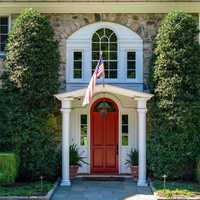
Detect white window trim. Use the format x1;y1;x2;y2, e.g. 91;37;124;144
121;113;129;147
79;112;88;147
91;27;118;80
0;15;11;57
126;49;137;81
67;48;85;82
72;50;84;80
66;22;143;85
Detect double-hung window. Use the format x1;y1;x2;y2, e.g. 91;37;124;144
73;51;82;79
127;51;136;79
121;114;129;146
80;114;87;146
0;16;9;56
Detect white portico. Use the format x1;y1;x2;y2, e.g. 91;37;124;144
55;84;153;187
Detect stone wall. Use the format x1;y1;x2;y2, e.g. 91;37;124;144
46;13;164;90
0;13;165;90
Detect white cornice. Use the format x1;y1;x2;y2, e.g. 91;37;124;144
1;2;200;14
55;84;153;100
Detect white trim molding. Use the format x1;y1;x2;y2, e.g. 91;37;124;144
66;21;143;89
1;2;200;14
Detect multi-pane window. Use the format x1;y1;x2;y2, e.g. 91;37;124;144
92;28;118;79
73;51;82;79
0;16;9;54
80;114;87;146
121;115;128;146
127;51;136;79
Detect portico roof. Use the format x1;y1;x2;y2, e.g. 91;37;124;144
55;84;153;101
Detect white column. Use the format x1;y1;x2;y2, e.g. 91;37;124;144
60;99;72;186
136;98;148;187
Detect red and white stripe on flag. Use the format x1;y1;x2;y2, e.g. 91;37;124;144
82;56;104;106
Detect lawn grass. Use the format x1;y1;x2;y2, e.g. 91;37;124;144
0;181;54;196
153;180;200;198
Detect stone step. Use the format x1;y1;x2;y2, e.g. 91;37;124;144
77;174;132;181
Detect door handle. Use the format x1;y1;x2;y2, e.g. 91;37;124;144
116;144;119;155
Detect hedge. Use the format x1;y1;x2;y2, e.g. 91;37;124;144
0;153;19;185
148;11;200;179
0;8;60;181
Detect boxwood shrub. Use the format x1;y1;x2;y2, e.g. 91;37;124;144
0;8;60;181
148;11;200;179
0;153;19;185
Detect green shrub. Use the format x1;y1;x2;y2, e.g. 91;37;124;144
0;153;19;185
70;144;87;166
0;8;60;181
196;157;200;183
148;11;200;179
125;149;138;166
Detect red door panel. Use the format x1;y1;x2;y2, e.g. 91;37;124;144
104;113;116;146
93;113;104;146
105;148;116;168
91;98;118;174
93;148;104;168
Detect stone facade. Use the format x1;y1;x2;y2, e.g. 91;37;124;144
0;13;165;90
46;13;165;90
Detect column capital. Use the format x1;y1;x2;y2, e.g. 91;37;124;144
135;97;148;110
61;98;73;110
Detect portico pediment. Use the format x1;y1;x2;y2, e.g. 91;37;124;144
55;84;153;101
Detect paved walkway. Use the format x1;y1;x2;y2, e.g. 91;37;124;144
51;179;156;200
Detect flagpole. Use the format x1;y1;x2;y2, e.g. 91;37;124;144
100;50;105;88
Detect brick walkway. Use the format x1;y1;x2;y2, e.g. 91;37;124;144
51;179;156;200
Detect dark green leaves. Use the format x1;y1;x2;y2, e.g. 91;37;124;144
0;8;60;181
148;11;200;180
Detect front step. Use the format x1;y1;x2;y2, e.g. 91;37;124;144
77;174;132;181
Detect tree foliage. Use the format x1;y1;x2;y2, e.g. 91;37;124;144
0;8;60;181
148;11;200;179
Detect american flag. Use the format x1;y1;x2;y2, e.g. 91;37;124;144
82;55;105;106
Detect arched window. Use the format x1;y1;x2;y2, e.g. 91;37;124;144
92;28;118;79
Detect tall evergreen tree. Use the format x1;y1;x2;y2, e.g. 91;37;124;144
148;11;200;179
0;8;60;180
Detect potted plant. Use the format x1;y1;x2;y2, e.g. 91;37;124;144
69;144;87;179
125;149;139;180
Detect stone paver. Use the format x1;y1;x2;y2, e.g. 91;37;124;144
51;179;156;200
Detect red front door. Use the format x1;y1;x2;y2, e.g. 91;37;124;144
91;98;118;174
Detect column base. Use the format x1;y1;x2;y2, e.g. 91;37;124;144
60;179;71;186
137;180;148;187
